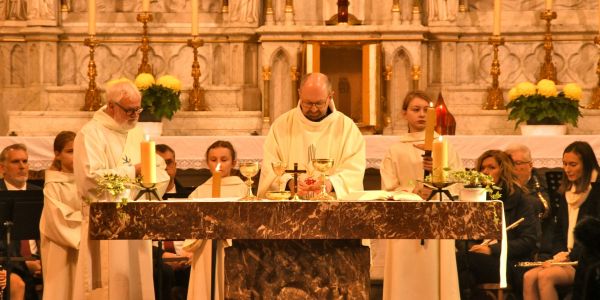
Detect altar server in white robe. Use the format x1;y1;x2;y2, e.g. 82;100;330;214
72;79;169;300
380;91;463;300
40;131;81;300
185;140;246;300
257;72;365;200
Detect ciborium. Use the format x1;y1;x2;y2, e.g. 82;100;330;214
312;158;335;200
239;161;259;200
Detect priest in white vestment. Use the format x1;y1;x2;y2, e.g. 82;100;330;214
380;91;462;300
257;72;365;200
72;80;168;300
40;131;81;300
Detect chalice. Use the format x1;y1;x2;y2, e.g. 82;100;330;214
312;158;335;200
271;161;287;192
239;161;260;200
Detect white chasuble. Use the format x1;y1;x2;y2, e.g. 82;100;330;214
257;101;366;200
40;170;81;300
380;131;462;300
73;106;169;300
185;176;247;300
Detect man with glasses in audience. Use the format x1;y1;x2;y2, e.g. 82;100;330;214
72;79;169;299
257;72;365;200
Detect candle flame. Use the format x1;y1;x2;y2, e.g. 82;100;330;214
144;134;150;142
429;102;433;108
438;135;444;141
216;163;221;172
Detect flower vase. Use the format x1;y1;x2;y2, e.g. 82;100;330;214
520;124;567;136
459;187;487;202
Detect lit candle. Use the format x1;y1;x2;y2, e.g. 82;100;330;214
192;0;199;36
142;0;150;12
493;0;501;36
432;136;448;183
545;0;552;10
212;163;221;198
424;102;435;151
88;0;96;35
140;135;156;185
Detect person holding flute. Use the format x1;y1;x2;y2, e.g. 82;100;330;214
523;141;600;300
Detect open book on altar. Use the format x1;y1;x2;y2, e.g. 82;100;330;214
344;190;423;201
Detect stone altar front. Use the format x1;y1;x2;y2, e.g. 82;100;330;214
89;200;503;298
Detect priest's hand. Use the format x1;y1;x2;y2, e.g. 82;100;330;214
552;251;570;263
468;244;492;255
413;186;432;200
297;176;322;197
163;252;190;270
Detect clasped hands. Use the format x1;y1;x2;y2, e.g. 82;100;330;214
539;251;570;268
163;250;193;271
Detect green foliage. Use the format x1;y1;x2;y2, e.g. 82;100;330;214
141;84;181;120
96;173;134;205
448;170;502;200
506;92;582;128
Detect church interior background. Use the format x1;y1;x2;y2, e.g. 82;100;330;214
1;0;600;136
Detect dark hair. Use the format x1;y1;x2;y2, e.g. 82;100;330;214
51;131;76;170
559;141;600;194
156;144;175;158
476;149;520;196
205;140;237;162
401;90;432;111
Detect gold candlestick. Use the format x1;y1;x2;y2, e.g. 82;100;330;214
484;35;505;110
137;12;153;75
262;66;272;125
187;37;205;111
411;65;421;91
83;36;102;111
539;9;557;82
589;36;600;109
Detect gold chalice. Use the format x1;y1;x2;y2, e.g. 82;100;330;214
271;161;287;192
312;158;335;200
239;161;259;200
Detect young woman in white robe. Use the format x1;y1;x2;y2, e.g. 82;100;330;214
380;91;463;300
184;141;246;300
39;131;81;300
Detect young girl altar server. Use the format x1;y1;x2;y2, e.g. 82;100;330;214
380;91;463;300
39;131;81;300
523;141;600;300
185;140;246;300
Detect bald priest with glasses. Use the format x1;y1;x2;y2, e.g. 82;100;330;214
72;79;169;300
257;72;366;200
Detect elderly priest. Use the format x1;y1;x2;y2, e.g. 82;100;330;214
257;72;366;200
72;79;168;300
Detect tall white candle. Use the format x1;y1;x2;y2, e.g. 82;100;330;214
432;136;448;183
545;0;552;10
140;135;156;185
142;0;150;12
192;0;199;36
88;0;96;35
493;0;501;36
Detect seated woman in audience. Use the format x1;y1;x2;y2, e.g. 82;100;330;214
458;150;539;295
380;91;463;300
184;140;246;300
523;141;600;300
39;131;80;300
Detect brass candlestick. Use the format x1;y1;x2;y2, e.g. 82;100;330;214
589;36;600;109
539;9;557;82
187;37;205;111
137;12;153;75
411;65;421;91
484;35;505;110
83;36;102;111
262;66;272;124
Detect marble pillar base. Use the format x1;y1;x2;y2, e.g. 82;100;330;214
225;240;370;299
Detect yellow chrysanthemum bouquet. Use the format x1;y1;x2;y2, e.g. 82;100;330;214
134;73;182;121
506;79;582;128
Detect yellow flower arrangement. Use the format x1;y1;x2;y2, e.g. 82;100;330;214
506;79;582;127
134;73;182;121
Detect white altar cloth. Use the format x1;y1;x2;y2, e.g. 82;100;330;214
1;135;599;170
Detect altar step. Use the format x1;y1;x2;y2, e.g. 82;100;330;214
5;111;263;136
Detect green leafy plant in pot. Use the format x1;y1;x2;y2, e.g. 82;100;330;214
135;73;182;122
449;169;502;200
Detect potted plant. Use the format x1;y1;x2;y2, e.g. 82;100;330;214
95;173;135;207
506;79;582;136
134;73;182;136
448;170;501;202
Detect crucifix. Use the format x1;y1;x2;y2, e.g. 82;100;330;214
285;163;306;200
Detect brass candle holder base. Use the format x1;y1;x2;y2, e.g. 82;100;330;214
187;37;205;111
134;183;161;201
137;12;153;75
484;35;505;110
83;36;102;111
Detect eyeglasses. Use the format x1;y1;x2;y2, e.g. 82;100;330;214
113;101;143;116
300;98;329;110
513;160;531;166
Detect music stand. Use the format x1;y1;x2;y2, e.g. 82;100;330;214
0;190;44;300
